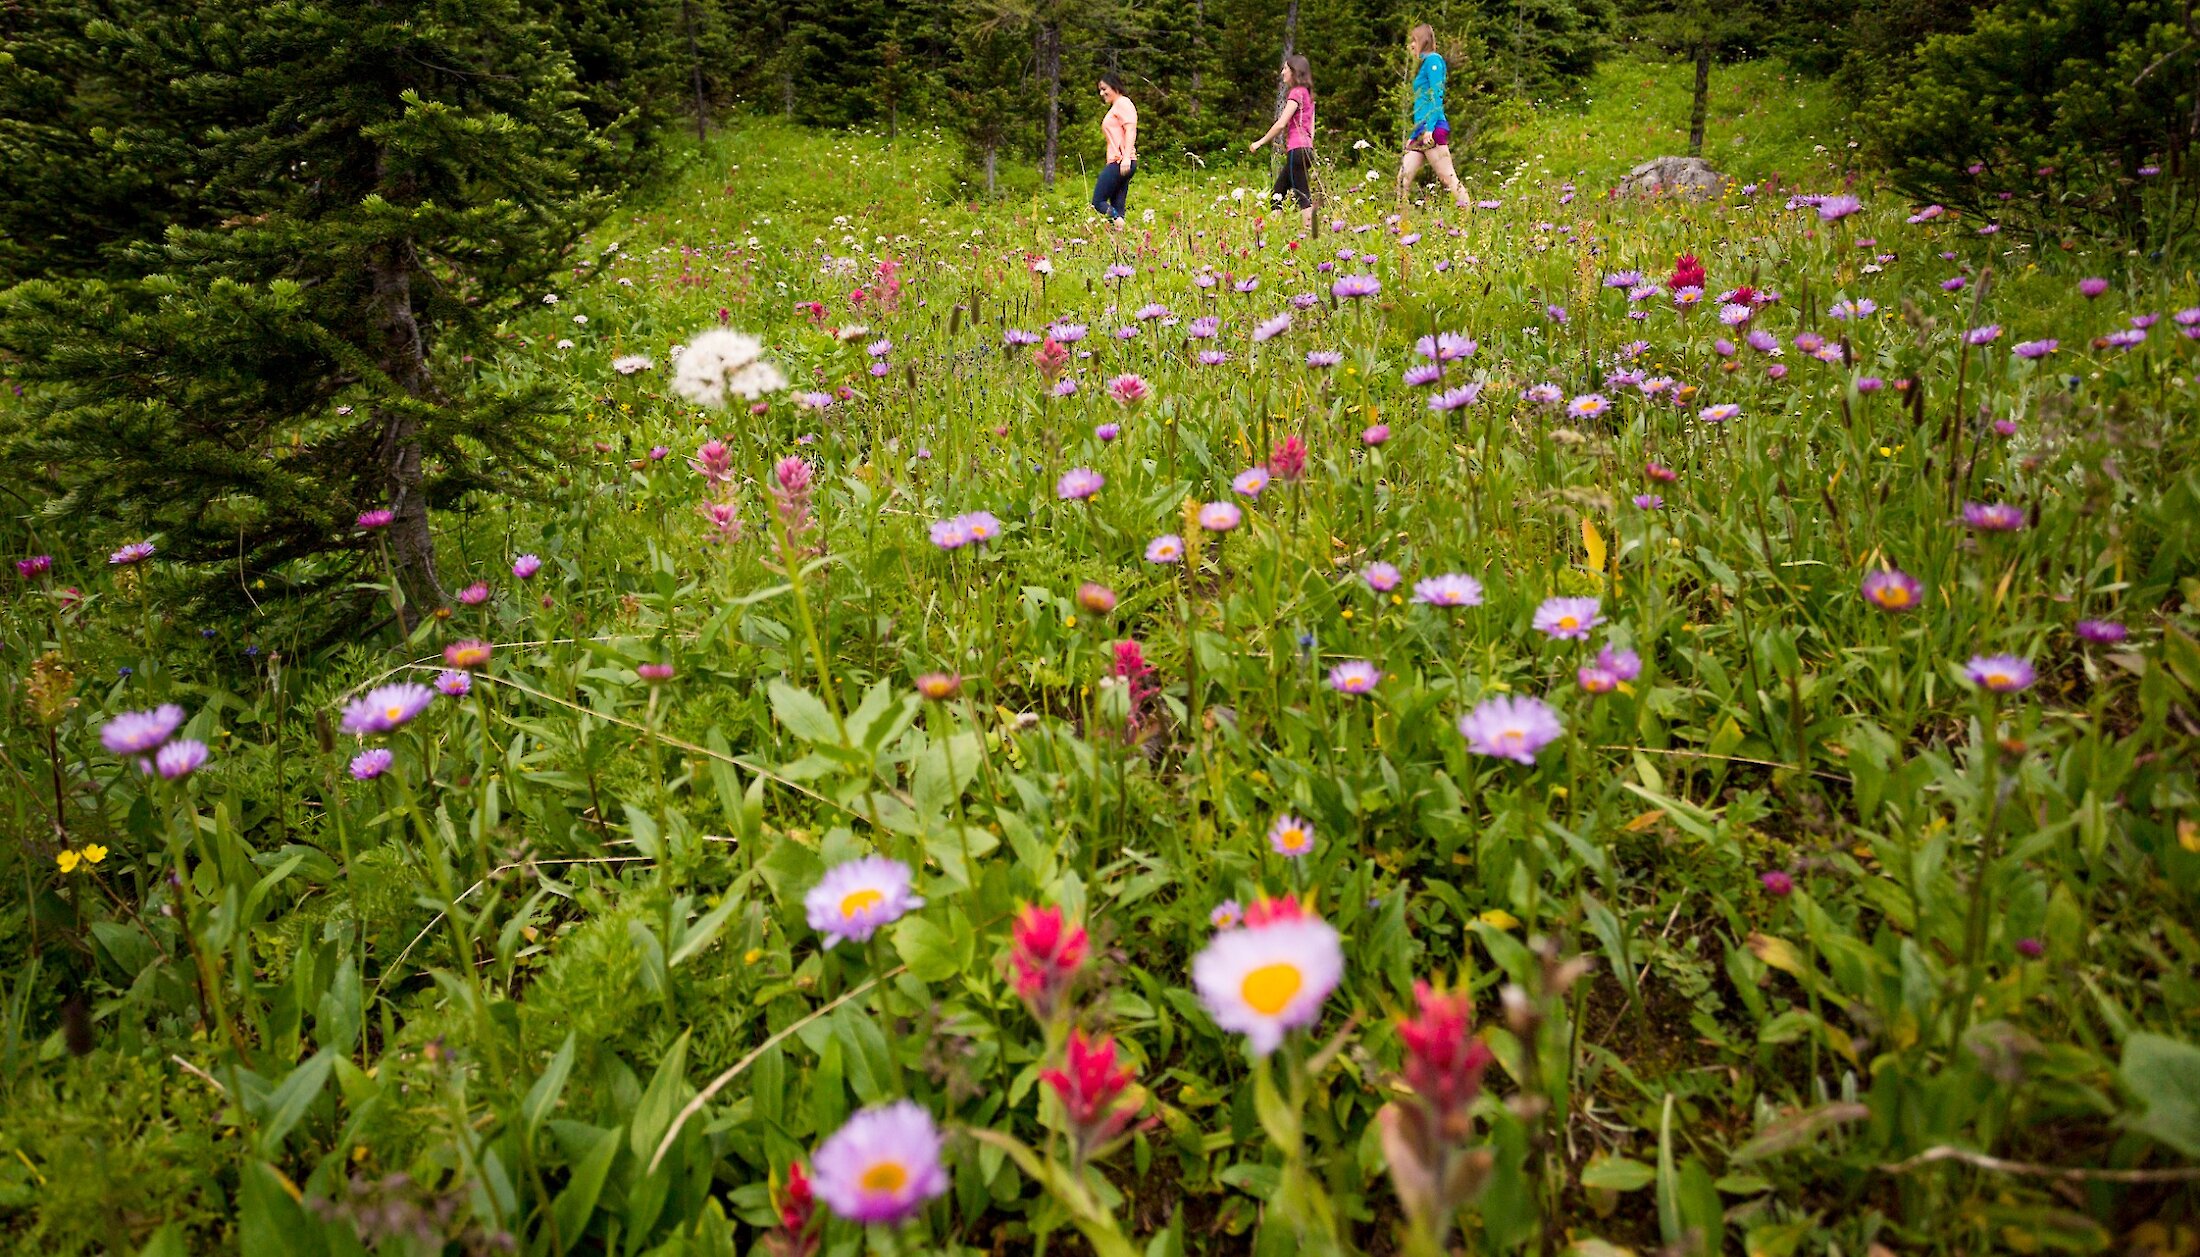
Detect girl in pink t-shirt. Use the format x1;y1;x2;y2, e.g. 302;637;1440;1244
1249;56;1316;234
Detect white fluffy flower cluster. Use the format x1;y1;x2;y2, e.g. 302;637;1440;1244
670;328;787;407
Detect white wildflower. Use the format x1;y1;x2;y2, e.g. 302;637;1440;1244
670;328;787;407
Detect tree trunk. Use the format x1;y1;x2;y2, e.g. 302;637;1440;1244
1190;0;1205;113
1275;0;1299;115
1688;42;1711;157
1040;22;1061;190
366;238;444;624
985;144;998;197
682;0;708;144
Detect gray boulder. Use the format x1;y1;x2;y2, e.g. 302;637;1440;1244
1616;156;1728;200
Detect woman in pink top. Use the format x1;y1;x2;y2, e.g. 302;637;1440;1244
1092;73;1138;224
1249;55;1315;234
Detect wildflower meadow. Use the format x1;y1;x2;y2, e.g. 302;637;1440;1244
5;50;2200;1257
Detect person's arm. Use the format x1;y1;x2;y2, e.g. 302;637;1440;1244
1250;98;1298;150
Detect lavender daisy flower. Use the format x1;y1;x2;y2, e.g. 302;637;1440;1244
1289;292;1320;310
1233;468;1272;497
109;541;156;565
1198;349;1231;366
960;512;1002;545
434;670;473;698
101;704;187;755
1578;663;1620;693
1210;900;1243;929
1362;562;1401;592
929;517;972;550
1253;313;1292;342
1595;645;1642;681
1266;813;1316;858
2077;277;2109;298
804;855;924;948
1329;660;1382;695
357;510;395;530
1429;384;1483;412
1197;502;1242;532
2013;339;2058;359
1145;534;1185;564
812;1101;949;1225
1306;350;1343;368
1403;362;1445;387
1414;332;1477;362
1532;596;1604;640
1965;324;2002;345
1718;303;1753;326
1633;493;1663;509
350;748;394;781
1522;382;1563;406
1861;568;1922;611
1413;574;1484;607
1057;468;1105;500
1964;654;2036;693
1457;695;1564;764
512;554;542;579
153;739;209;780
1188;316;1220;339
1094;421;1119;441
340;683;437;736
1816;194;1863;221
1698;403;1741;424
2075;619;2128;643
1331;273;1381;300
1961;502;2026;532
1566;393;1610;420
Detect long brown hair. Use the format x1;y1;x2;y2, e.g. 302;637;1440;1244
1408;24;1437;58
1283;54;1313;93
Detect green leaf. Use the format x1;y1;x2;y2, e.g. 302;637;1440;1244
254;1048;334;1158
552;1126;620;1254
523;1034;577;1140
768;680;843;747
2120;1032;2200;1157
1729;1101;1870;1164
892;913;972;983
1579;1153;1656;1192
669;892;743;968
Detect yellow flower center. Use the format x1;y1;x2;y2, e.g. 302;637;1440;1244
1502;729;1525;745
840;888;885;919
1240;962;1303;1016
1281;827;1308;851
1558;615;1579;629
385;705;405;720
1881;587;1910;606
860;1160;909;1194
1985;671;2010;687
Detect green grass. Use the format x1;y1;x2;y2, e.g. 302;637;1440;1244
5;57;2199;1257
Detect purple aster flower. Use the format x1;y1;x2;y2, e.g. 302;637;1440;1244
1522;382;1562;406
929;516;971;550
350;748;394;781
2013;339;2058;359
1328;660;1382;695
1145;534;1185;564
1362;562;1402;592
2074;619;2127;643
2077;277;2108;298
1188;316;1221;339
1429;384;1483;412
1306;350;1343;369
1633;493;1663;509
1266;813;1316;858
1861;568;1922;612
1198;349;1231;366
1699;403;1741;424
1403;362;1445;387
1233;467;1272;497
1965;654;2036;693
102;704;186;755
1566;393;1610;420
1961;502;2026;532
805;855;924;948
1457;695;1564;764
153;739;209;780
1578;663;1620;694
357;509;395;530
1362;423;1390;445
812;1101;949;1225
1253;313;1292;342
1816;195;1863;221
1197;502;1242;532
2103;328;2148;349
1965;324;2002;345
1331;273;1381;300
1856;376;1885;392
512;554;542;579
341;683;437;735
1057;468;1105;501
1719;303;1753;326
1532;596;1604;640
1412;574;1484;608
435;670;472;697
1596;645;1642;681
1414;332;1477;362
109;541;156;565
1545;304;1568;324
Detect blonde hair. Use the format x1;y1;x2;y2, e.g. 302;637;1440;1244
1408;24;1437;57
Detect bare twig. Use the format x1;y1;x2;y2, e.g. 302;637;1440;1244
1877;1146;2200;1183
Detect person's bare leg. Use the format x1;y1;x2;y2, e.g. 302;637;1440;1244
1427;144;1467;206
1398;149;1425;202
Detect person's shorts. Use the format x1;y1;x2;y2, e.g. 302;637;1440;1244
1274;147;1313;208
1407;126;1451;151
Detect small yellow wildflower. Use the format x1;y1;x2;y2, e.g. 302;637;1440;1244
55;850;80;874
81;844;106;866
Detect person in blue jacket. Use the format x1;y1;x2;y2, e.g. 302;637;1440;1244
1398;24;1468;207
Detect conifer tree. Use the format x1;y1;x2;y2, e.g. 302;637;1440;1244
0;0;629;620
